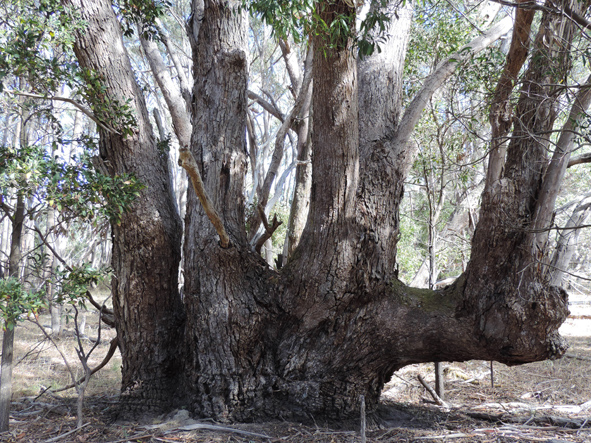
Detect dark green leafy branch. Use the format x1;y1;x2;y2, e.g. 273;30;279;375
243;0;397;56
0;145;144;226
0;278;45;330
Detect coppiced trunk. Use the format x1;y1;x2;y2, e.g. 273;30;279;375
66;0;582;423
462;1;586;362
67;0;184;413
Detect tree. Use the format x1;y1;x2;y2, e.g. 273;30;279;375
40;0;591;421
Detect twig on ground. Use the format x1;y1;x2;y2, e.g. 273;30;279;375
43;422;91;443
415;432;472;440
418;374;450;408
166;423;273;440
103;433;153;443
565;353;591;362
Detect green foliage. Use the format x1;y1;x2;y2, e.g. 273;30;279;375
397;211;424;283
55;264;107;307
113;0;172;39
0;277;45;329
156;135;171;160
78;69;138;137
244;0;395;56
403;0;477;99
0;0;84;93
0;145;144;225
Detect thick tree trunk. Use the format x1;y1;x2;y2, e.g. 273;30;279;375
67;0;184;413
67;0;579;423
462;2;585;363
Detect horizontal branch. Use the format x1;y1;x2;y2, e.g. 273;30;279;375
489;0;591;30
568;152;591;168
178;147;230;248
7;90;119;134
247;90;284;122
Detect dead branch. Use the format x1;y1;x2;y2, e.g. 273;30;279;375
178;147;230;248
85;291;115;327
255;204;283;254
43;422;91;443
167;423;272;440
564;353;591;362
489;0;591;30
51;336;118;393
417;374;450;408
7;90;119;134
466;411;591;429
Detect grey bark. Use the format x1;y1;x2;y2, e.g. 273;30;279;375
0;195;24;432
67;0;184;413
64;0;582;423
549;196;591;286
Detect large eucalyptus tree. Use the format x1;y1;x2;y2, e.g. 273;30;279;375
64;0;589;421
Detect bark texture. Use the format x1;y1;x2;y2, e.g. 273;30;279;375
67;0;580;423
67;0;184;413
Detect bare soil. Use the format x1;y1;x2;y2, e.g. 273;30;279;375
1;303;590;443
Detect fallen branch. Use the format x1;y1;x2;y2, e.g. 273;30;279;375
466;411;591;429
254;204;283;254
417;374;450;408
43;422;91;443
103;433;153;443
565;353;591;361
166;423;272;440
415;433;472;440
178;148;230;248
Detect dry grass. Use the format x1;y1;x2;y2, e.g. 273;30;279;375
0;302;590;442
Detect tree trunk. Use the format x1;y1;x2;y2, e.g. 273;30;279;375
0;194;24;432
66;0;184;414
66;0;580;422
549;196;591;286
462;1;585;363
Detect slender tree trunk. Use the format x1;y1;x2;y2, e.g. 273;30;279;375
549;196;591;286
0;194;24;432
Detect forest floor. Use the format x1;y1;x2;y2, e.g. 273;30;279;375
0;295;590;443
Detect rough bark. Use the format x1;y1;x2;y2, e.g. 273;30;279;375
66;0;184;413
485;0;535;191
462;1;586;363
531;74;591;251
65;0;582;423
0;194;24;432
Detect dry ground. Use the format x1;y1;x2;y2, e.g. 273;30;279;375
0;298;590;443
